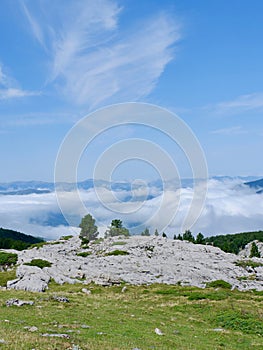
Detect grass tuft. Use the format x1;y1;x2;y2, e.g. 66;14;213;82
105;249;129;256
0;268;16;286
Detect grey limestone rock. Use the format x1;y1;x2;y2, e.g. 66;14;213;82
6;298;34;307
42;333;70;338
53;296;69;303
3;235;263;292
7;265;50;292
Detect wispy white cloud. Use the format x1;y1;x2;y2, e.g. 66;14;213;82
0;111;79;129
0;88;39;100
21;0;181;107
20;0;46;49
208;92;263;115
0;65;8;86
0;63;39;100
211;126;247;136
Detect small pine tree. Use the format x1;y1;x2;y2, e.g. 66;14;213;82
177;233;183;240
105;219;130;238
141;228;150;236
111;219;123;229
250;242;261;258
195;232;205;244
162;232;167;238
154;229;159;236
79;214;99;242
182;230;195;243
173;234;177;240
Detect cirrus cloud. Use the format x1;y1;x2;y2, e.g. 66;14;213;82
21;0;181;107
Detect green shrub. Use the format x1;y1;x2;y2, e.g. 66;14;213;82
105;250;130;256
0;252;18;267
25;259;52;269
112;241;127;246
77;252;92;257
206;280;232;289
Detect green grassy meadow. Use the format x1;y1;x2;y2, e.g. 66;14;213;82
0;280;263;349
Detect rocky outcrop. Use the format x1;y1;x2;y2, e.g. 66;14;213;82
3;235;263;292
238;240;263;258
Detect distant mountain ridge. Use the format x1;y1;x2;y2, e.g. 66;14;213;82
244;178;263;194
0;176;261;196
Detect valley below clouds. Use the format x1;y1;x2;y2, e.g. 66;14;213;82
0;177;262;240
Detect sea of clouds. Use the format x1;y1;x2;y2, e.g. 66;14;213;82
0;178;262;240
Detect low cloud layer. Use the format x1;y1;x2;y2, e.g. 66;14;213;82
0;178;262;240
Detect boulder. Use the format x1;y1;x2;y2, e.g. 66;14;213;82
7;265;50;292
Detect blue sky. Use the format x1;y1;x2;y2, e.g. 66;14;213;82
0;0;263;182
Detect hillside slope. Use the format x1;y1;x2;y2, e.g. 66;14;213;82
0;228;44;250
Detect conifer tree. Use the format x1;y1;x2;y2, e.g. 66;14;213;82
250;242;260;258
79;214;99;242
141;228;150;236
196;232;205;244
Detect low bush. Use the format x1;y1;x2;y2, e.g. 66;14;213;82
77;252;92;257
105;250;130;256
206;280;232;289
0;252;18;267
25;259;52;269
